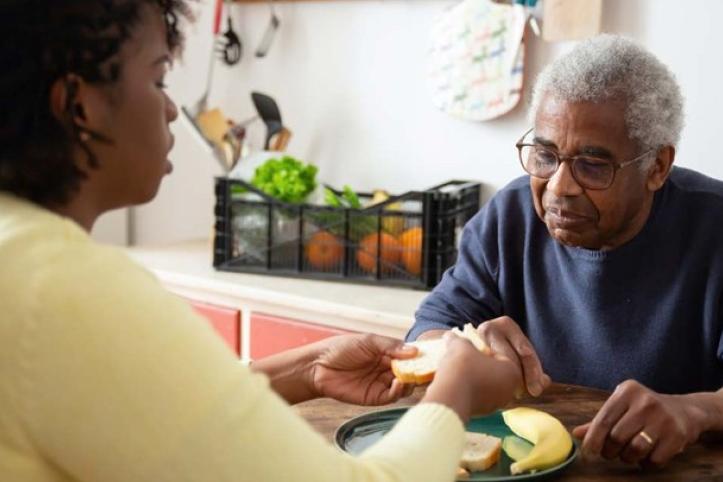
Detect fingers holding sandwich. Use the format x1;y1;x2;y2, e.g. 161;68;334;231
310;333;419;406
392;325;523;422
477;316;551;397
424;334;522;422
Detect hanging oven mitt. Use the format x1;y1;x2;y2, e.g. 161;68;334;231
427;0;527;121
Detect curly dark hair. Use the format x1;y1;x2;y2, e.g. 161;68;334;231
0;0;192;206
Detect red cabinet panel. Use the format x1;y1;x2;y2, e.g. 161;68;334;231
251;313;353;360
190;301;241;356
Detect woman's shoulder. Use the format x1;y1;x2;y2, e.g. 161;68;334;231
0;192;154;305
0;193;84;280
0;192;88;251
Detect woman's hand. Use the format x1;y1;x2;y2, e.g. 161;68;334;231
310;334;418;406
422;334;523;423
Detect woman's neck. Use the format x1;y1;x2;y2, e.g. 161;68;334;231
50;199;98;232
49;182;106;232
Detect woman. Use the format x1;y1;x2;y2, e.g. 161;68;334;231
0;1;523;481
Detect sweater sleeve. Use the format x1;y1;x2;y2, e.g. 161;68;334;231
408;208;503;341
23;243;465;482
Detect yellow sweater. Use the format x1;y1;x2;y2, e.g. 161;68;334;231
0;192;465;482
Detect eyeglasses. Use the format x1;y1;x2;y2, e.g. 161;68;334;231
515;127;654;190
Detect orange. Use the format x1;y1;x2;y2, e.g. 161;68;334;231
356;232;402;274
399;227;423;276
305;231;343;270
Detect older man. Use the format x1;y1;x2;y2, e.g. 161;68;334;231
408;34;723;466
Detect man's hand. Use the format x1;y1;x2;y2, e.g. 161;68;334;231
572;380;712;467
423;333;523;423
476;316;551;396
310;334;417;406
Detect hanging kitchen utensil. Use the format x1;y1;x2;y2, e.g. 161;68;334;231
221;133;242;171
269;127;292;152
255;0;280;58
217;2;242;66
427;0;527;121
185;0;222;120
225;114;259;170
251;91;284;150
181;0;226;170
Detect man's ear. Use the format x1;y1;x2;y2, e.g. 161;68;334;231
646;145;675;192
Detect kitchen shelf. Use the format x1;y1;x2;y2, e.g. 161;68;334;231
126;239;425;339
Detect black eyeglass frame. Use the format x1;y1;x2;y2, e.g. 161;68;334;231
515;127;655;190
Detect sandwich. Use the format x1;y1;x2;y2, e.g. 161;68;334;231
391;323;490;384
460;432;502;471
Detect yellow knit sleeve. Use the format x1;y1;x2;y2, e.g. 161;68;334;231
24;243;465;482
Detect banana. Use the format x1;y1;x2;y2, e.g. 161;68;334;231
501;407;573;475
383;206;404;235
370;189;390;206
370;189;404;235
501;435;532;462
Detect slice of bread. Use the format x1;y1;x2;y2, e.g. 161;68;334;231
390;338;447;384
459;323;490;354
460;432;502;472
391;323;490;384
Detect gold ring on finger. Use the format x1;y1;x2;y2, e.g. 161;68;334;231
637;430;654;446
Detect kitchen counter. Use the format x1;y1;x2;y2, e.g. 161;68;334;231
126;240;428;339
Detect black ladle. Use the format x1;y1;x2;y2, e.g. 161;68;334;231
218;17;242;66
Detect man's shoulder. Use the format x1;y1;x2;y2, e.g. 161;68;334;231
668;167;723;206
663;168;723;245
486;175;533;212
495;175;532;198
465;175;536;236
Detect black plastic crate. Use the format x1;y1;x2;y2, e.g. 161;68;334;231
213;178;481;289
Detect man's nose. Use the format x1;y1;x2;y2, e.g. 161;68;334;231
546;160;584;197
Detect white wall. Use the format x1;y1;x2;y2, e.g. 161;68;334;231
92;208;129;245
132;0;723;245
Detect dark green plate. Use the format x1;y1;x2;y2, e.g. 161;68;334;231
334;407;578;481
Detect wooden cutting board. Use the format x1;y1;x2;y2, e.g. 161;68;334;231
542;0;603;41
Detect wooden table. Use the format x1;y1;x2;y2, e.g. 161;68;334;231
295;384;723;481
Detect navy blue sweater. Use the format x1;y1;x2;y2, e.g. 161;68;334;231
409;167;723;394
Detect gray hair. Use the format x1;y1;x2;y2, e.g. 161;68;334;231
529;34;684;150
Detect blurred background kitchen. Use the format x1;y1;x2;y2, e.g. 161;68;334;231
101;0;723;361
95;0;723;246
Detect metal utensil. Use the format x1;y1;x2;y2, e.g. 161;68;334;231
255;0;280;58
218;16;242;65
181;0;225;170
188;0;222;118
225;114;259;170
